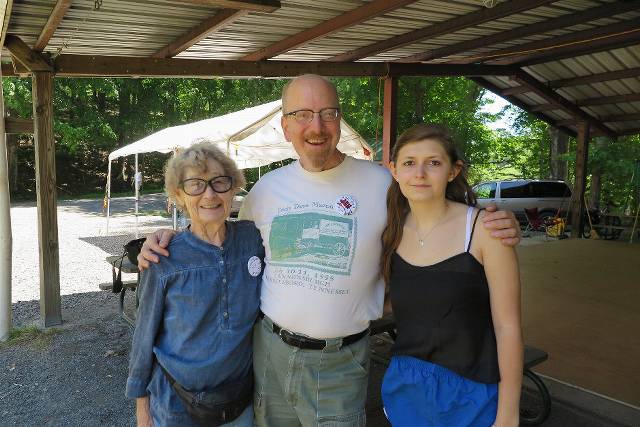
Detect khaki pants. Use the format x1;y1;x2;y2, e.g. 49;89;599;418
253;316;369;427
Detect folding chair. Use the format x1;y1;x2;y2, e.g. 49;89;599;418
523;207;547;236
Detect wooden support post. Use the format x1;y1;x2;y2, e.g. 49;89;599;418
570;122;590;239
32;71;61;326
0;67;13;341
382;76;398;166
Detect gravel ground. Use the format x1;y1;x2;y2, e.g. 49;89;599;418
1;194;171;426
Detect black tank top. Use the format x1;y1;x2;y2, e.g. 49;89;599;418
389;208;500;384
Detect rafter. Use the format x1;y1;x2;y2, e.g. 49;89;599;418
4;116;34;134
470;77;577;138
1;62;16;76
530;95;640;112
153;9;247;58
600;113;640;123
400;0;640;63
326;0;555;62
484;18;640;66
51;55;518;77
4;35;53;72
496;67;640;99
530;103;557;112
241;0;415;61
174;0;280;12
616;127;640;136
577;93;640;107
501;86;529;96
34;0;72;52
513;70;616;138
549;67;640;88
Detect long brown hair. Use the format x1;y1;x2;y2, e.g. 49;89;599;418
380;124;477;285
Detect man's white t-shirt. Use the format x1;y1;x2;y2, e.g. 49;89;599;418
239;156;392;338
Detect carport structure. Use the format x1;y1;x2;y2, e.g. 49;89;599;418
0;0;638;330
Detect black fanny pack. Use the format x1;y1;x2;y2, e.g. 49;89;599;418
158;363;253;427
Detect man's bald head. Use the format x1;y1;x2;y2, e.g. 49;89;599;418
281;74;339;112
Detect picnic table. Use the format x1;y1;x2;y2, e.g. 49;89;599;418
104;255;140;326
593;214;639;240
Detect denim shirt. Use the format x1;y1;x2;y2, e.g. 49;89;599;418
126;220;264;409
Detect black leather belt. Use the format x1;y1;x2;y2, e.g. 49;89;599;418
259;312;369;350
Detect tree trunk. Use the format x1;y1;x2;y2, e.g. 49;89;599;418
589;138;608;210
549;127;569;181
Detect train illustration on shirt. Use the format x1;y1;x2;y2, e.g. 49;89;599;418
269;211;356;275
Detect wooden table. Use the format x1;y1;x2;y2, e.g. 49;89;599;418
594;214;638;240
105;255;140;326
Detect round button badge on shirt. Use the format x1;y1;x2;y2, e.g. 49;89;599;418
247;256;262;277
334;194;357;216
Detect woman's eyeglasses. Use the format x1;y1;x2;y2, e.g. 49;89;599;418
180;176;232;196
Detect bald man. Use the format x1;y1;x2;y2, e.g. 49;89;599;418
139;74;521;427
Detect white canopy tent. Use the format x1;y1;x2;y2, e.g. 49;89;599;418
105;100;373;233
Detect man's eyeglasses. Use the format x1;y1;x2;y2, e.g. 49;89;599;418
283;108;340;124
180;176;233;196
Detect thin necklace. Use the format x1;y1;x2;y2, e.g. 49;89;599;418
414;203;448;247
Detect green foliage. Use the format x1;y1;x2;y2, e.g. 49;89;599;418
588;135;640;211
3;74;638;212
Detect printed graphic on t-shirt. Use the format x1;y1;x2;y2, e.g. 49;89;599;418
269;211;356;275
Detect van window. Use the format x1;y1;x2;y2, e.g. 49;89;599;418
475;182;497;198
531;182;572;198
500;181;530;198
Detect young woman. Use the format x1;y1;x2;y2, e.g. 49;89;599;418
381;124;523;427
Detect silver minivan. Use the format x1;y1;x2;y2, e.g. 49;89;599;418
473;180;572;223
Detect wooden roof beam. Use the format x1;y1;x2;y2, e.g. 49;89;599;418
485;18;640;66
531;103;557;112
241;0;416;61
513;70;616;138
4;35;53;72
599;113;640;123
549;67;640;88
470;76;576;138
327;0;556;62
495;68;640;98
52;55;518;77
401;0;640;63
615;128;640;137
577;93;640;107
501;86;530;96
533;94;640;112
558;114;640;125
1;62;17;76
34;0;72;52
153;9;248;58
174;0;280;12
5;116;33;134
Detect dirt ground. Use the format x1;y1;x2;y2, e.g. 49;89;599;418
518;237;640;407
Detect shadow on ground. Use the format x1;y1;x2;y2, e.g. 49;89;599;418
2;291;636;426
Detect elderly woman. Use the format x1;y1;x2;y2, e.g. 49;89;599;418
125;141;263;427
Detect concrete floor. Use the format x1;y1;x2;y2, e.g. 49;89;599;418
364;237;640;426
517;238;640;407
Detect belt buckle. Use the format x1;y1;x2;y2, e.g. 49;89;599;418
278;328;291;339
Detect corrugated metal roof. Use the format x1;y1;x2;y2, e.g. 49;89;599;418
3;0;639;136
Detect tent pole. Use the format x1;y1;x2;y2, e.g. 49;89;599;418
134;154;139;239
106;160;112;234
